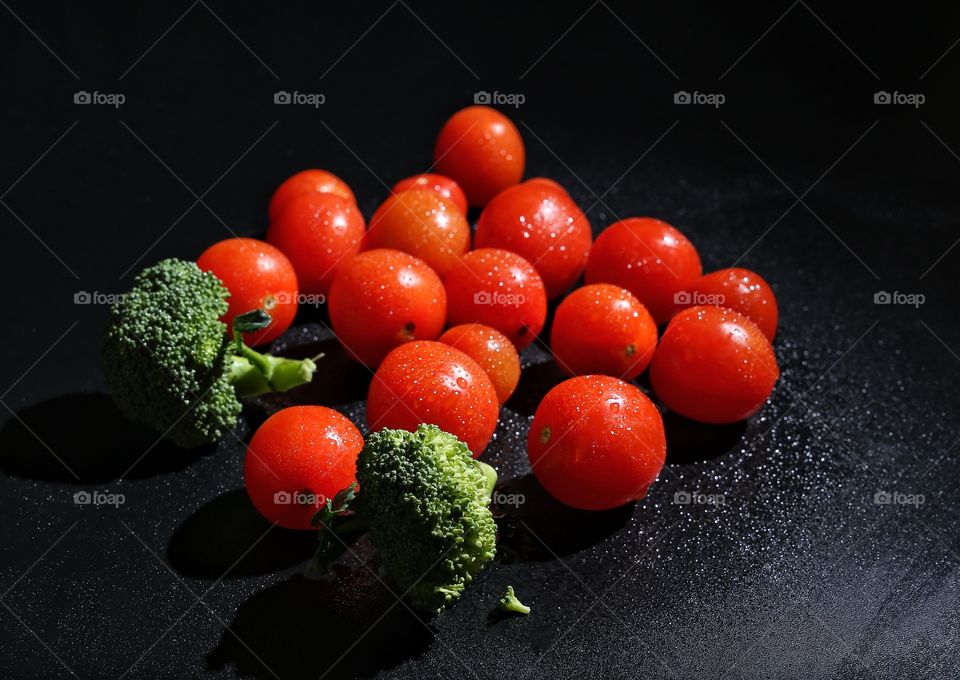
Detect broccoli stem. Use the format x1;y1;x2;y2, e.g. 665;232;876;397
228;346;316;398
497;586;530;615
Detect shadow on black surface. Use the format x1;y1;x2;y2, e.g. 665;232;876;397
662;410;747;464
493;474;632;562
168;489;317;579
505;360;567;417
0;393;207;483
208;573;432;680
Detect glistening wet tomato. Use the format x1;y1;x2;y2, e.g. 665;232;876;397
692;268;778;341
527;375;666;511
443;248;547;349
439;324;521;404
196;237;298;346
550;284;658;380
474;179;592;299
268;169;355;222
433;106;525;207
364;188;470;276
328;249;446;368
244;406;363;530
650;305;779;424
585;217;702;324
392;173;468;215
366;341;499;456
267;191;366;296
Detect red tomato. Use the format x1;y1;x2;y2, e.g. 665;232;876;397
550;284;657;380
527;375;666;510
363;188;470;276
474;179;592;299
392;174;468;215
196;237;298;346
585;217;702;324
244;406;363;530
439;324;521;404
443;248;547;350
268;169;355;222
692;268;778;341
650;306;779;424
366;341;499;456
328;249;446;368
433;106;525;207
267;192;366;296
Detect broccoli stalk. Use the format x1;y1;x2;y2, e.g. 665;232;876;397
310;425;499;613
497;586;530;615
103;259;317;448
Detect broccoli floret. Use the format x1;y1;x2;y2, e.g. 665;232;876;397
315;425;498;613
102;258;316;448
497;586;530;615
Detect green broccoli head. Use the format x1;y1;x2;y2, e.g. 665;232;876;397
102;258;315;449
355;424;498;613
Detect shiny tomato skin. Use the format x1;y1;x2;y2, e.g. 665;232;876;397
433;106;525;207
267;192;366;296
692;268;778;341
650;305;779;424
474;179;592;299
392;174;468;215
363;188;470;276
328;249;446;368
443;248;547;349
196;237;298;346
268;169;355;222
550;284;658;380
439;324;521;404
527;375;666;510
366;341;499;456
244;406;363;530
585;217;702;324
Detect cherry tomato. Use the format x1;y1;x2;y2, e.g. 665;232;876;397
392;173;468;215
363;188;470;276
443;248;547;349
439;324;521;404
475;179;592;299
650;306;779;424
196;237;298;346
433;106;525;207
550;284;657;380
268;169;355;222
691;268;778;341
527;375;666;510
366;341;499;456
328;249;446;368
244;406;363;530
585;217;702;324
267;191;366;296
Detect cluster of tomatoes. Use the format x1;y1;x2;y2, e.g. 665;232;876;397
197;105;780;526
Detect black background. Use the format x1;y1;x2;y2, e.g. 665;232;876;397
1;2;959;678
